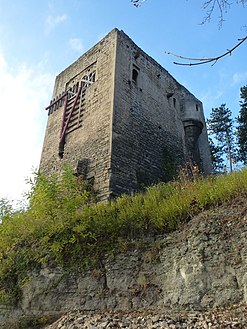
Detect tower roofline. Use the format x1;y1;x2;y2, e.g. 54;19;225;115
56;28;199;103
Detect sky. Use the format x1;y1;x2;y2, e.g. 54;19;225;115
0;0;246;202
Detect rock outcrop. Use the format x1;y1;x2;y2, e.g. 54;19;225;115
1;196;247;328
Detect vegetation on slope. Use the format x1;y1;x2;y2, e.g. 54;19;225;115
1;166;247;305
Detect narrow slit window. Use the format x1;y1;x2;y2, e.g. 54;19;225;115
173;98;176;108
132;64;140;85
132;68;138;83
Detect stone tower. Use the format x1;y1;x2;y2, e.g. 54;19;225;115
40;28;212;200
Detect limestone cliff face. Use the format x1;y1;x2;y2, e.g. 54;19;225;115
1;197;247;327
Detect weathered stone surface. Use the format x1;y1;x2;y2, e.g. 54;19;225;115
40;28;212;201
1;197;247;327
45;305;247;328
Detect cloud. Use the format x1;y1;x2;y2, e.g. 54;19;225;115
0;51;53;201
45;14;67;33
201;90;224;104
200;89;225;117
231;72;247;86
69;38;84;52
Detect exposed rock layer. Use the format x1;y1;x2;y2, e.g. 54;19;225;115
1;196;247;328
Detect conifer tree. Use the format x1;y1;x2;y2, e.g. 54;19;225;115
236;85;247;164
208;138;224;173
207;104;235;172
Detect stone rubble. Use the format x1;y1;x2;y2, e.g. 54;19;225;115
46;303;247;328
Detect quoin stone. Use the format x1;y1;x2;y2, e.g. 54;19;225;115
40;28;212;200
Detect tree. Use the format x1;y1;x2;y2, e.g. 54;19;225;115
131;0;247;65
131;0;144;6
0;198;13;223
236;85;247;164
208;137;225;173
207;104;236;172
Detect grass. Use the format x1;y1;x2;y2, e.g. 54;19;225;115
0;166;247;305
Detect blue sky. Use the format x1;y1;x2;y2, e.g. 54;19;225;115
0;0;246;201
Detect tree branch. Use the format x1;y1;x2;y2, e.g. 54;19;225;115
131;0;247;65
130;0;146;7
165;35;247;66
201;0;232;28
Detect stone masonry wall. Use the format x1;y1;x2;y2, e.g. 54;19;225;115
110;31;211;195
40;30;118;199
40;28;211;199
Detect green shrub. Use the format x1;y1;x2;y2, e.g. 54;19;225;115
1;166;247;304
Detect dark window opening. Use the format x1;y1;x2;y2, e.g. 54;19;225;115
132;68;139;84
81;71;96;89
58;140;65;159
173;98;176;108
167;92;174;99
196;104;199;111
89;71;96;82
81;75;88;89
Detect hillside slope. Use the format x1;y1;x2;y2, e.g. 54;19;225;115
2;193;247;328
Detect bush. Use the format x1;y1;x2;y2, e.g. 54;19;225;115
1;166;247;304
